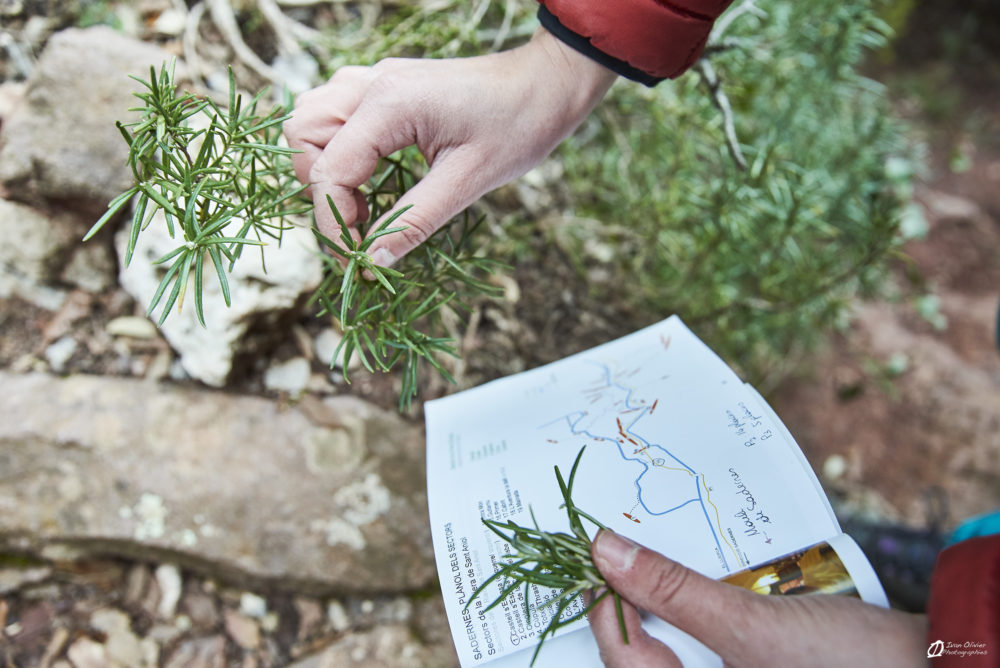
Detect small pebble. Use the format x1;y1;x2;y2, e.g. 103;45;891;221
239;592;268;619
106;316;158;339
44;337;77;373
155;564;182;619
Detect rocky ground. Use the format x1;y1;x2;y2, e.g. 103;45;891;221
0;3;998;668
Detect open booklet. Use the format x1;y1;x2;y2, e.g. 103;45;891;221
425;316;887;667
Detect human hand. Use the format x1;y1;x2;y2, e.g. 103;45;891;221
283;27;615;267
588;530;927;667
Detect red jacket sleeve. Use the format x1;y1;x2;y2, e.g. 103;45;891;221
926;535;1000;666
537;0;734;83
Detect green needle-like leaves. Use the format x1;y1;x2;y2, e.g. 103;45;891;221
311;167;501;411
90;62;502;410
89;60;303;327
467;447;628;665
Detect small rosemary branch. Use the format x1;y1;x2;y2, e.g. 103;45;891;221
88;61;502;410
466;447;628;665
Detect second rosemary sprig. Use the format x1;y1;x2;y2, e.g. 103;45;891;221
466;447;628;665
309;154;504;411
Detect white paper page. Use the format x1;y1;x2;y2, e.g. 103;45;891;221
426;316;845;667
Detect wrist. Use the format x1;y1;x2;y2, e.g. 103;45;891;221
529;26;617;113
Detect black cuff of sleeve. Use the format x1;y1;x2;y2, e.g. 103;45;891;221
537;6;664;87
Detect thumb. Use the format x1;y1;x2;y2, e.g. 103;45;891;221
592;530;760;661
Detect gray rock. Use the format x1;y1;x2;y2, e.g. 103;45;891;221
163;635;226;668
0;565;51;594
61;241;117;294
0;27;177;209
0;198;82;285
264;357;311;397
288;625;458;668
294;597;324;641
0;372;434;593
43;337;77;373
181;588;219;632
116;211;322;387
223;609;260;650
124;564;152;607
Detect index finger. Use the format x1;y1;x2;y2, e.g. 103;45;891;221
284;66;377;191
307;93;417;242
588;589;682;668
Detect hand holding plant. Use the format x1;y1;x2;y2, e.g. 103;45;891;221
467;447;628;665
283;26;616;266
88;61;501;410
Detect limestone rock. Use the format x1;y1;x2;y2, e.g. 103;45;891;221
0;372;434;593
60;241;117;294
155;564;182;619
66;637;110;668
0;27;177;209
0;198;82;290
0;565;51;595
116;212;322;387
163;635;226;668
288;625;458;668
264;357;311;397
223;609;260;649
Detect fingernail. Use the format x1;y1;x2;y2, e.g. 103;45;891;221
594;531;640;573
370;248;396;268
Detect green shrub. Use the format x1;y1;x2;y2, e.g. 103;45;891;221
546;0;913;387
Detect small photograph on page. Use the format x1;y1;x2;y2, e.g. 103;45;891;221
721;540;859;598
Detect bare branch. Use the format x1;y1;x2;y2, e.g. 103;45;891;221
695;59;748;171
712;0;766;41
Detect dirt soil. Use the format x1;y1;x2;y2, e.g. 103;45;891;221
772;0;1000;530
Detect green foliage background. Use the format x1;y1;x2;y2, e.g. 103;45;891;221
549;0;911;386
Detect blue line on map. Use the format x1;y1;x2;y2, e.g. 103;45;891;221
697;475;729;570
638;494;701;515
544;360;732;573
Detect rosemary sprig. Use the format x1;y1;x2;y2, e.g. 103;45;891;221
467;447;628;665
85;60;308;327
310;153;504;411
88;62;502;410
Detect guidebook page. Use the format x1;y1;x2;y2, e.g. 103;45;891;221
425;316;850;667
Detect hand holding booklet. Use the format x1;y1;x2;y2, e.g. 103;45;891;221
425;316;887;667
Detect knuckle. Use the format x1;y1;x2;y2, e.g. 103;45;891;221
645;559;692;611
328;65;371;83
372;57;406;73
399;213;436;248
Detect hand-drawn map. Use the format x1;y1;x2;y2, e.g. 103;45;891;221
426;316;841;667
